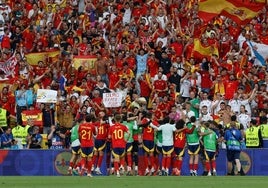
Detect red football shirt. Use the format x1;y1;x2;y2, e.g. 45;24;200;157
108;123;129;148
78;122;96;147
95;121;109;140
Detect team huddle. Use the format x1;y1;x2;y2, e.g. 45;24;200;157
67;109;230;178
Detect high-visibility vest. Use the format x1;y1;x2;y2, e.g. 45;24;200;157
246;126;259;147
0;108;7;127
260;124;268;138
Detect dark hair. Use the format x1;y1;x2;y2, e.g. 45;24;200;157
190;116;196;123
231;115;237;122
175;119;185;129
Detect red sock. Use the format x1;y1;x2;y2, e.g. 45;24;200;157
211;160;216;170
144;155;149;169
80;158;86;169
149;155;155;169
205;161;211;172
177;159;182;171
189;163;193;170
69;161;74;168
92;154;97;167
193;163;198;171
166;156;171;169
154;156;159;170
114;161;119;171
120;157;125;167
87;160;93;172
97;155;104;168
127;154;132;167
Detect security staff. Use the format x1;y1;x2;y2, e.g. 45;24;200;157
259;116;268;138
0;105;10;127
245;119;263;148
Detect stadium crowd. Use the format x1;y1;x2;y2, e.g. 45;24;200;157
0;0;268;176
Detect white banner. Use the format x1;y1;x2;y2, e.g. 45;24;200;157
36;89;58;103
103;92;123;108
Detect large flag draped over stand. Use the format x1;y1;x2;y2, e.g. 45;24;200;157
198;0;266;25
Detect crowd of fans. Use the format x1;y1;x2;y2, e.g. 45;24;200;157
0;0;267;156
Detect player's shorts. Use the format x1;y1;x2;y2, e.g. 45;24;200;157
112;147;126;158
80;146;94;158
155;145;162;154
106;141;111;152
142;140;155;153
174;147;185;157
162;145;174;155
226;149;241;162
71;146;81;155
126;142;133;153
132;140;139;153
94;139;106;151
204;150;216;161
188;144;200;155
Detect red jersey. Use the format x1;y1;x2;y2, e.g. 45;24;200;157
108;123;129;148
141;118;155;141
78;122;96;147
174;128;195;148
95;121;109;140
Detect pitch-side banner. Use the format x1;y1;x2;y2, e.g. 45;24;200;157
36;89;58;103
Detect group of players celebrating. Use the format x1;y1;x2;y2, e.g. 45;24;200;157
67;108;222;177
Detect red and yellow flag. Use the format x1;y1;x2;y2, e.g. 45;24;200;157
193;38;219;60
21;110;43;126
25;50;60;66
73;55;97;74
198;0;266;25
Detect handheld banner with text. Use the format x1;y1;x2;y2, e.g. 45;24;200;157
36;89;58;103
103;92;123;108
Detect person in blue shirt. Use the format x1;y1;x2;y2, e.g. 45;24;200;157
27;126;42;149
0;127;14;149
224;115;245;176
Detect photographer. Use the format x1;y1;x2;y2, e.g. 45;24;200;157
47;124;66;150
27;126;42;149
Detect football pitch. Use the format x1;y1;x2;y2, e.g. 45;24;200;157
0;176;268;188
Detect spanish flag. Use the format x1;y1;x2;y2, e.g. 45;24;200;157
198;0;266;25
21;110;43;126
25;50;60;66
73;55;97;73
193;38;219;60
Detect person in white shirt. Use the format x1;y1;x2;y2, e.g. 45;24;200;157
228;92;242;114
122;2;132;25
199;105;213;122
237;105;251;131
199;92;212;114
156;116;180;176
182;102;196;123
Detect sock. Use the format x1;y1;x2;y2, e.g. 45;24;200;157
127;154;132;168
97;155;104;168
177;159;182;171
193;163;198;171
205;161;211;172
211;160;216;170
166;156;171;170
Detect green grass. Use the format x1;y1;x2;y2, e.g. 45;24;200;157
0;176;268;188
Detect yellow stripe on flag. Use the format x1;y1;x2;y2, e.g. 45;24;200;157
25;51;60;65
73;55;97;72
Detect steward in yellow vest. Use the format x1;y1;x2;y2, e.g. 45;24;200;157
259;116;268;138
0;107;10;127
245;119;263;148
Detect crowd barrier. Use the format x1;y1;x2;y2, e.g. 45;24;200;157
0;148;268;176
